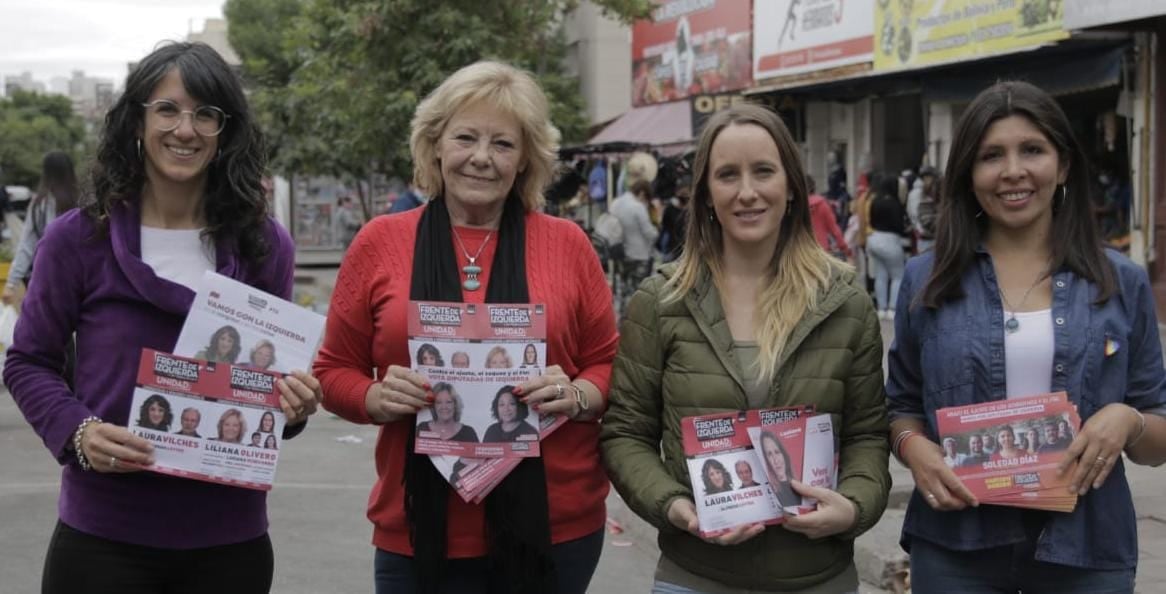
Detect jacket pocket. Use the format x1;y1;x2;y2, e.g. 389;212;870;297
1081;331;1129;416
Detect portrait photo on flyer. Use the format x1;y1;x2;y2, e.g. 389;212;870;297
682;411;782;537
413;368;541;458
173;271;326;373
936;392;1082;511
128;349;287;490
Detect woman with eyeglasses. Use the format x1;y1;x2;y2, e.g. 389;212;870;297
4;42;323;593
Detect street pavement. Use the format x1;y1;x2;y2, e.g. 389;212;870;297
3;270;1166;592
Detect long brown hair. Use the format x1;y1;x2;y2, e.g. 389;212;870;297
665;103;839;381
31;151;78;235
921;80;1115;307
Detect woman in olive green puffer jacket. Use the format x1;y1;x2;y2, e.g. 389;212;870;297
600;104;891;593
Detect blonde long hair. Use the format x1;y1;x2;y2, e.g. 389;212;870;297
664;104;843;381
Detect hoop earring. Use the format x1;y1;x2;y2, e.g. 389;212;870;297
136;138;142;159
1058;185;1068;210
975;208;984;219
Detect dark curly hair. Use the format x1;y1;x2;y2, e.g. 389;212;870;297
489;385;528;422
87;41;270;264
137;393;174;431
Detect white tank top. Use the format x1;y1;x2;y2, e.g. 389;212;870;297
1004;308;1055;399
140;226;215;291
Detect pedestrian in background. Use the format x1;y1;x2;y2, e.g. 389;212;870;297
866;174;909;319
1;151;79;310
314;60;617;594
3;42;322;593
610;178;659;302
602;103;890;593
887;80;1166;592
807;175;850;259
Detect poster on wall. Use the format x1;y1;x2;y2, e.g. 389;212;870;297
631;0;753;107
753;0;874;82
874;0;1069;72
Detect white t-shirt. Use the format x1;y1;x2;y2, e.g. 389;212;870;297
1004;308;1055;399
140;226;215;291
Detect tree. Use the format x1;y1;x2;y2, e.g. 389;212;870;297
0;90;87;188
227;0;651;218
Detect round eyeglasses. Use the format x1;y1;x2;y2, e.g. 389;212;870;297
141;100;230;136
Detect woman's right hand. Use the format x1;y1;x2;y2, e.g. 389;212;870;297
901;434;979;511
0;284;21;308
364;365;431;424
666;497;765;546
82;422;155;473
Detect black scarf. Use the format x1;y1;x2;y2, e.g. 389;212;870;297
405;194;556;594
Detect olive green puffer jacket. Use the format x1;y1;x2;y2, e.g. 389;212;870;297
600;261;891;591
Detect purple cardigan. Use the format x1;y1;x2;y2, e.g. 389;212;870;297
3;200;295;549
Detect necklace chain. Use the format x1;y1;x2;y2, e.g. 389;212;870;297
451;227;494;263
451;227;495;291
999;273;1046;333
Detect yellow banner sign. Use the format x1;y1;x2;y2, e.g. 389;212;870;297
874;0;1069;71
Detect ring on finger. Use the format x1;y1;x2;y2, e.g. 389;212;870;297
110;456;119;469
925;492;937;501
1095;456;1108;465
554;383;564;399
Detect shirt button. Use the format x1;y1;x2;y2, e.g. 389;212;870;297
1055;317;1065;325
992;351;1000;359
1055;364;1065;373
1055;280;1066;288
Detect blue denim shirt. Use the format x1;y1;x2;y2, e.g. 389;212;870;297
886;248;1166;570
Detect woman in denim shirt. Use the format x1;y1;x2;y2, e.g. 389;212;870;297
886;81;1166;592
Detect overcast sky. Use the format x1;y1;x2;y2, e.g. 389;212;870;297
0;0;225;87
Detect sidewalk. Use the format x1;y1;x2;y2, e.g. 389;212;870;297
4;273;1166;592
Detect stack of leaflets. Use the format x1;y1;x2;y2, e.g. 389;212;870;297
936;391;1082;512
407;301;564;503
127;272;326;490
681;407;836;537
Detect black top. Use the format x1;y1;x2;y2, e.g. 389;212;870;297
482;420;538;443
869;194;908;235
417;421;480;443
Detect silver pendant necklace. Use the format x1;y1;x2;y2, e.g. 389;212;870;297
999;275;1045;334
451;227;495;291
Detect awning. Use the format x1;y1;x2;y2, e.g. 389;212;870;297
922;46;1125;102
587;100;692;149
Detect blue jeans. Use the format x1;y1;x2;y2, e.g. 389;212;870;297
866;231;906;312
374;529;604;594
911;536;1135;593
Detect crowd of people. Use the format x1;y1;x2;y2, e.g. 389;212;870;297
5;40;1166;594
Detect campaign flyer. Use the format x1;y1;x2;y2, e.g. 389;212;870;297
408;302;550;459
744;410;836;515
682;411;783;537
127;349;286;491
431;408;568;503
936;392;1081;511
174;271;327;373
407;302;547;372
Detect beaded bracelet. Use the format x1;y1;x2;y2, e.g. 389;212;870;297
73;416;103;471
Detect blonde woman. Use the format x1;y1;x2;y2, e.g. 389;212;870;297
315;61;617;594
601;103;890;592
484;345;513;369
